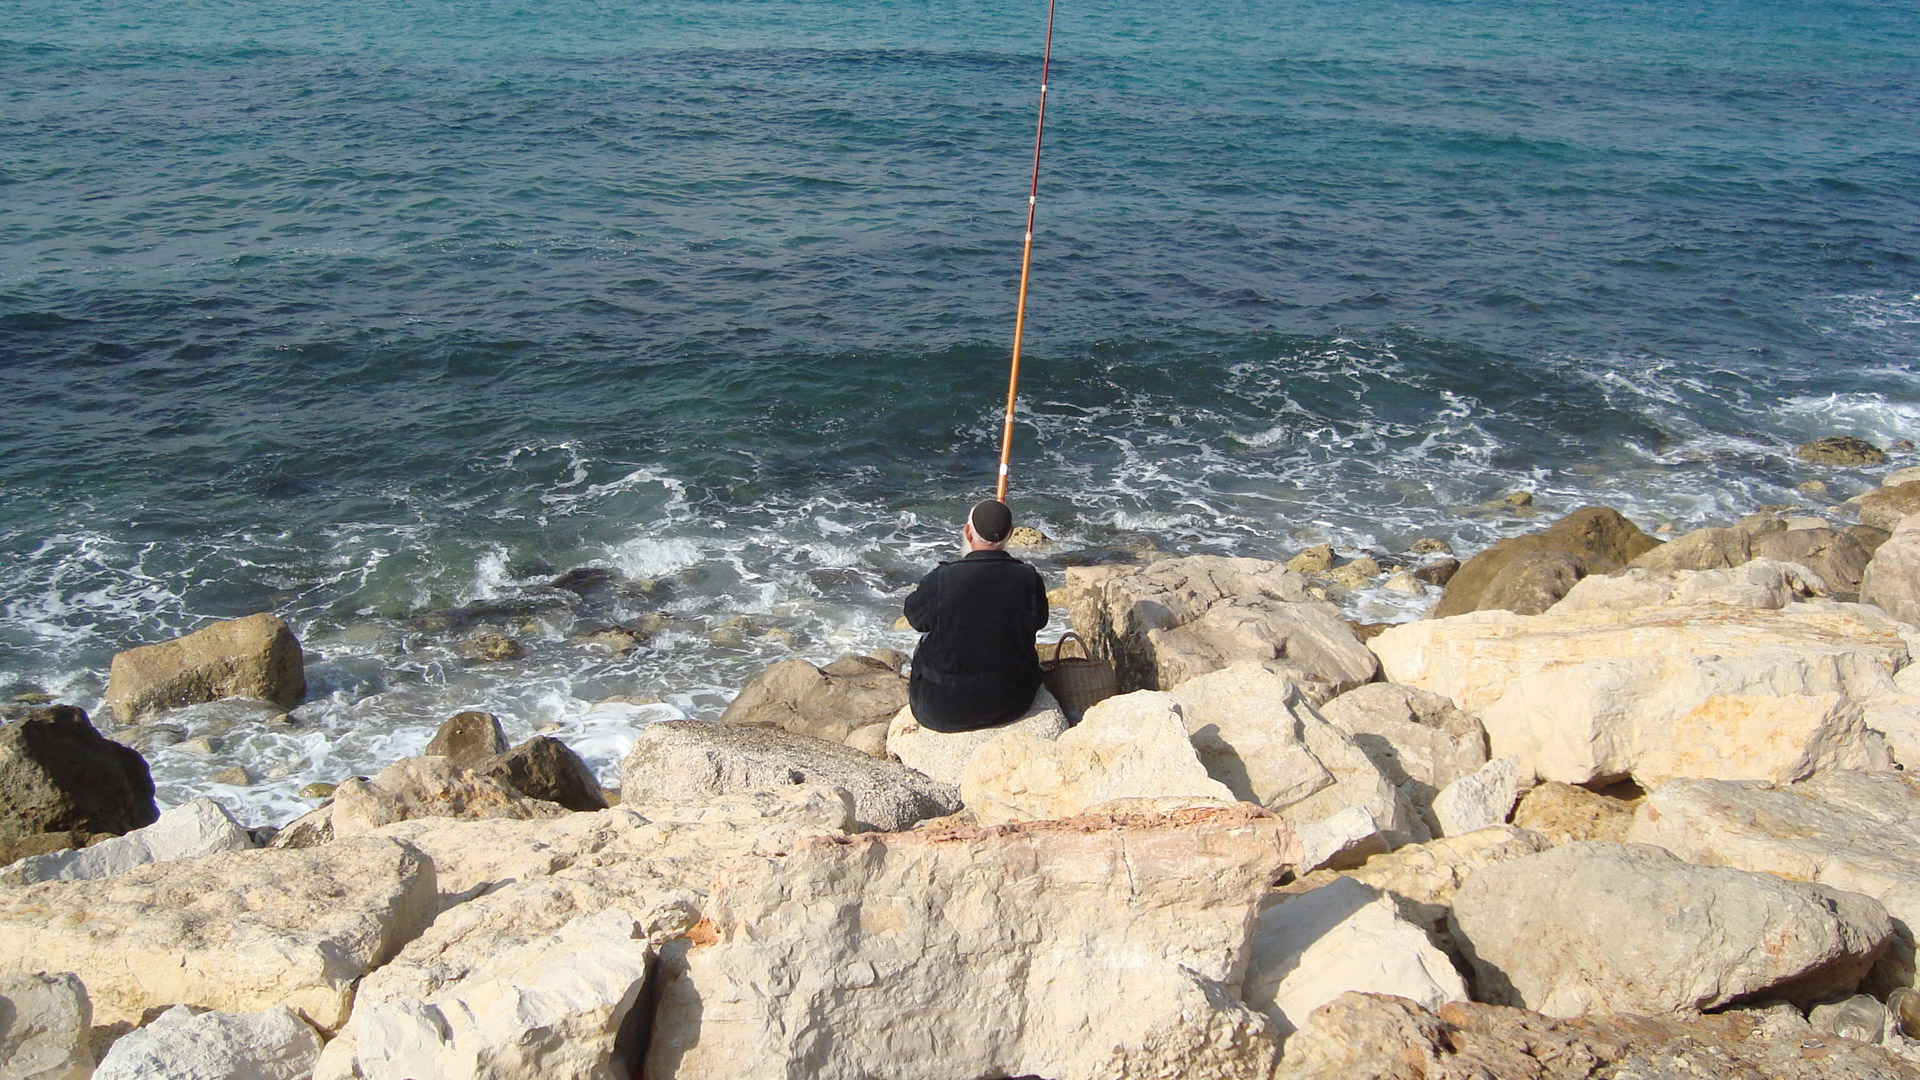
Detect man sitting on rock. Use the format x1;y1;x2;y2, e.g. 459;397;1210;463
903;500;1050;732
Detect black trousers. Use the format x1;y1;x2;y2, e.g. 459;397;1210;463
908;672;1042;733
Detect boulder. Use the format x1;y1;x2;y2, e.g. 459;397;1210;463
1061;556;1379;702
718;655;909;754
479;736;608;812
1799;436;1887;466
105;612;305;722
646;805;1300;1080
1431;507;1660;618
1167;665;1427;845
0;972;92;1080
1318;683;1488;830
0;836;436;1031
0;705;157;864
884;688;1068;787
1628;525;1752;573
423;711;509;769
1429;756;1519;837
91;1005;320;1080
1280;825;1551;942
960;690;1234;826
327;756;568;838
1862;482;1920;531
4;796;251;885
1626;771;1920;990
1510;781;1638;845
1371;586;1902;786
1276;991;1920;1080
1294;806;1389;873
1752;528;1872;599
315;909;649;1080
1410;557;1459;587
620;721;959;832
1244;878;1466;1040
1863;514;1920;626
1449;841;1893;1015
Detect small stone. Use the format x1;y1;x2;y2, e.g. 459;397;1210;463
1656;521;1678;534
210;765;253;787
1410;538;1454;555
1797;436;1887;467
265;713;296;727
1897;440;1917;451
175;736;221;756
1431;756;1520;837
1411;558;1460;587
1504;491;1535;507
10;691;54;705
1384;571;1425;594
709;627;745;648
891;615;913;631
457;631;522;662
865;648;909;673
423;711;509;770
299;782;336;800
1287;544;1336;574
1799;479;1830;495
571;625;647;654
1006;526;1053;550
761;627;797;647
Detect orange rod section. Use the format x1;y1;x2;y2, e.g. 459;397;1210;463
996;0;1058;502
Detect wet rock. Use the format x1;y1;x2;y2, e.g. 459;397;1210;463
92;1004;320;1080
719;655;908;754
479;735;608;812
1430;756;1520;837
887;689;1068;788
1410;557;1460;586
1752;527;1872;598
1327;557;1382;590
1287;544;1335;574
210;764;253;786
1801;479;1831;495
1860;481;1920;531
1798;436;1887;467
1245;878;1466;1041
4;796;251;885
329;756;567;838
0;836;437;1032
1383;571;1424;594
1409;538;1454;555
423;711;510;770
1450;841;1893;1015
1626;771;1920;992
1431;507;1660;619
0;972;93;1080
548;566;621;597
1061;556;1380;703
1006;525;1053;550
298;781;336;800
646;805;1299;1080
315;909;649;1080
620;721;960;832
1275;991;1920;1080
0;705;157;864
454;631;521;662
960;690;1233;827
1504;491;1535;507
570;624;649;654
106;613;305;722
1372;577;1901;786
1511;780;1639;845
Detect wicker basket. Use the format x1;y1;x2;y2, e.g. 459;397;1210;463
1041;632;1118;720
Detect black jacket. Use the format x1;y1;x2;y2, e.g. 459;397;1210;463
904;549;1049;732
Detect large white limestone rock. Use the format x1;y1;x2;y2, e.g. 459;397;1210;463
320;909;650;1080
1280;824;1552;942
1167;665;1428;846
1061;556;1380;702
1317;682;1489;828
4;796;252;884
959;690;1234;825
1627;770;1920;990
1244;877;1466;1040
1372;582;1903;785
0;837;436;1032
1450;841;1894;1016
884;687;1069;787
1864;514;1920;628
91;1004;321;1080
647;805;1302;1080
1294;806;1389;873
0;972;93;1080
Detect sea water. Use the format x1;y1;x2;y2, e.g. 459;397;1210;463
3;0;1917;825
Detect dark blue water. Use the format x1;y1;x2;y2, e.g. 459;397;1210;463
3;0;1918;818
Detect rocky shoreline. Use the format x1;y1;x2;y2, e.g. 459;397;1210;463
9;447;1920;1078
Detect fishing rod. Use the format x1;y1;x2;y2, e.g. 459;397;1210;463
994;0;1058;503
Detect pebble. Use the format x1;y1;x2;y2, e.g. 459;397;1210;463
210;765;253;787
299;782;337;799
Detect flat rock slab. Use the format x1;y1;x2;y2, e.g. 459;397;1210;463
1277;991;1920;1080
4;796;251;885
720;655;909;754
1627;770;1920;989
886;687;1068;788
1450;841;1893;1016
0;836;437;1032
621;721;959;832
1062;556;1379;702
648;805;1301;1080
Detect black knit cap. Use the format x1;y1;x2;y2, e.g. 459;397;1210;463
968;499;1013;544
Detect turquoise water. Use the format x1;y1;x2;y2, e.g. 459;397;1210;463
3;0;1918;820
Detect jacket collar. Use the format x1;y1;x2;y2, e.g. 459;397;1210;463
960;549;1017;562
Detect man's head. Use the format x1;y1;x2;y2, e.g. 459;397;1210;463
964;499;1013;551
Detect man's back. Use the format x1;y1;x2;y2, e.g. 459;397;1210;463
904;549;1048;732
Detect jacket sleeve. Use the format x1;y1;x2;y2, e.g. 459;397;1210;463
904;567;939;632
1030;569;1050;632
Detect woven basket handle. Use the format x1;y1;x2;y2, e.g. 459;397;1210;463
1052;631;1084;663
